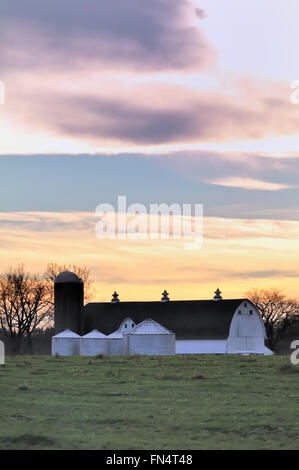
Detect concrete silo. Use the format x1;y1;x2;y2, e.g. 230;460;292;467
51;329;81;356
54;270;84;335
80;329;109;356
125;319;175;355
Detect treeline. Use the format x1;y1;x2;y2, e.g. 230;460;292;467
0;328;54;355
246;288;299;351
0;264;298;355
0;263;92;355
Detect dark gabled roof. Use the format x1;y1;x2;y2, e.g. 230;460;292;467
83;299;246;339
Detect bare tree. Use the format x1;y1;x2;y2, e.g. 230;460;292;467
246;288;299;350
45;263;94;302
0;265;53;354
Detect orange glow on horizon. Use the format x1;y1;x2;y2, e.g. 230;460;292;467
0;211;298;302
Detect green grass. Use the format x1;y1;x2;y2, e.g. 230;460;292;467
0;354;299;450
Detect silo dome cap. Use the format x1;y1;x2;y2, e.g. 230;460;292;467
83;329;107;338
53;329;81;338
125;319;174;335
54;270;83;284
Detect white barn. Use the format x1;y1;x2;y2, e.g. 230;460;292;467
83;290;273;355
175;299;272;355
53;273;273;356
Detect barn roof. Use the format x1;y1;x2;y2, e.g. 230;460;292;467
83;299;246;340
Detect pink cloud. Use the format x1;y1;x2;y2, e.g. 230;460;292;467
5;76;299;147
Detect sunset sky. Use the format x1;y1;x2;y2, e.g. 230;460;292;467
1;0;299;301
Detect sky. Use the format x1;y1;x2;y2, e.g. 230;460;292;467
0;0;299;301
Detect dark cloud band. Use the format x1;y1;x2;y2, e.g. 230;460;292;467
0;0;213;72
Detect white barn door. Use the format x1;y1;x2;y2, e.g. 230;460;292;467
238;315;252;338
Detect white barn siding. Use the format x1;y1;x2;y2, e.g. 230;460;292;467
226;337;265;354
176;339;226;354
118;317;136;334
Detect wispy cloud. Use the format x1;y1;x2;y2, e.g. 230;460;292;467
230;270;299;279
206;177;294;191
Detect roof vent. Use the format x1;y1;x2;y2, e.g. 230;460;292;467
161;290;170;302
213;288;222;302
111;291;120;303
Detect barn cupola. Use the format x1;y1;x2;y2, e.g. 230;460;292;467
213;288;222;302
161;290;170;302
111;291;120;303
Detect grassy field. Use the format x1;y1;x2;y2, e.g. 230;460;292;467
0;354;298;450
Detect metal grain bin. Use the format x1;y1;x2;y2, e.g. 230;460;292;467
124;319;175;355
107;330;126;356
51;329;81;356
80;329;109;356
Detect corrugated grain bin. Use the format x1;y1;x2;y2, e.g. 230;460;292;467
80;329;109;356
51;329;81;356
124;319;175;355
107;330;126;356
